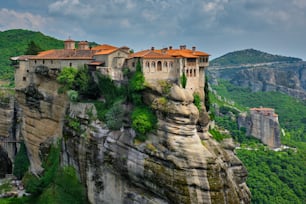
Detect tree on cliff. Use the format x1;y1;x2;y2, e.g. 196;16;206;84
25;40;43;55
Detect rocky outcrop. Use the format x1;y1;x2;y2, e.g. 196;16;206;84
62;83;251;204
0;92;20;177
15;79;68;174
238;108;281;148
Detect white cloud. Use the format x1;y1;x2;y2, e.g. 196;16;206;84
48;0;94;18
0;8;50;31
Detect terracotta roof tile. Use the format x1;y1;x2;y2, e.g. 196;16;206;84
130;47;209;59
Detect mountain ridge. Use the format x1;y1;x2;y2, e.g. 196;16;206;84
210;48;302;67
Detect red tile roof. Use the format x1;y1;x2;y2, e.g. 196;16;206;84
130;47;209;59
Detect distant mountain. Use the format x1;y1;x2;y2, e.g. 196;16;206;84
210;49;302;67
207;49;306;100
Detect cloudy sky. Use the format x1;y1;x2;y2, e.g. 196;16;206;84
1;0;305;60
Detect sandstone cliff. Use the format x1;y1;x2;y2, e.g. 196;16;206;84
238;109;281;149
61;83;251;204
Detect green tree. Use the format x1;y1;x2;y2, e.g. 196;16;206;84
180;71;187;88
57;67;78;93
13;142;30;179
25;40;43;55
204;75;210;111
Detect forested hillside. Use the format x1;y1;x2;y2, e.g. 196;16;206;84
0;29;64;82
210;49;302;66
209;80;306;203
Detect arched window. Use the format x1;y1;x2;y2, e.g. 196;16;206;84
189;69;192;77
151;61;156;68
157;61;162;71
164;61;168;67
170;62;173;68
186;69;189;77
145;61;150;68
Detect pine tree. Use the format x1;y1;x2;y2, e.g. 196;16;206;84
25;40;42;55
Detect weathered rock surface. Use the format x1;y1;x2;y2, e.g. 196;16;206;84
238;110;281;148
0;93;20;175
15;78;68;174
62;84;251;203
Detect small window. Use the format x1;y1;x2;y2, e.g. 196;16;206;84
26;70;29;73
170;62;173;68
69;62;72;67
51;60;53;64
164;62;168;67
132;62;135;67
43;60;45;64
151;61;156;68
23;77;26;81
34;60;37;64
194;69;196;77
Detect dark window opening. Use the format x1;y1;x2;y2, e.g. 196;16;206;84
23;77;26;81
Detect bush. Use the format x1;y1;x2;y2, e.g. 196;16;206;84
57;67;78;91
67;90;79;102
131;107;157;139
105;101;124;130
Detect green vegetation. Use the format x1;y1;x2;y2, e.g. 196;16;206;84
24;41;42;55
210;79;306;203
0;29;64;82
212;80;306;142
193;93;201;110
131;106;157;141
204;75;210;111
13;142;30;179
105;100;124;130
236;147;305;204
180;71;187;88
209;129;230;142
12;142;88;204
210;49;301;66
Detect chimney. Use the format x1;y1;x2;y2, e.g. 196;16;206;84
151;46;155;51
64;38;75;50
78;41;89;50
162;47;168;54
180;45;186;50
192;46;196;53
169;46;172;50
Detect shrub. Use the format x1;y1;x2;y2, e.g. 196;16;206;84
105;101;124;130
131;107;157;139
57;67;78;91
67;90;79;102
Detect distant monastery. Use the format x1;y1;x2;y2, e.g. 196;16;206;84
12;39;210;94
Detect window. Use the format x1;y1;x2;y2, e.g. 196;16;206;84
23;77;26;81
43;60;45;64
194;69;196;77
145;61;150;68
132;62;135;67
34;60;37;64
186;69;189;77
69;62;72;67
27;70;29;73
157;61;162;71
51;60;53;64
151;61;156;68
170;62;173;68
164;61;168;67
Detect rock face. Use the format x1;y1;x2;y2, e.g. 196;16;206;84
208;61;306;100
0;93;20;176
15;78;68;174
62;83;251;204
238;108;281;148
